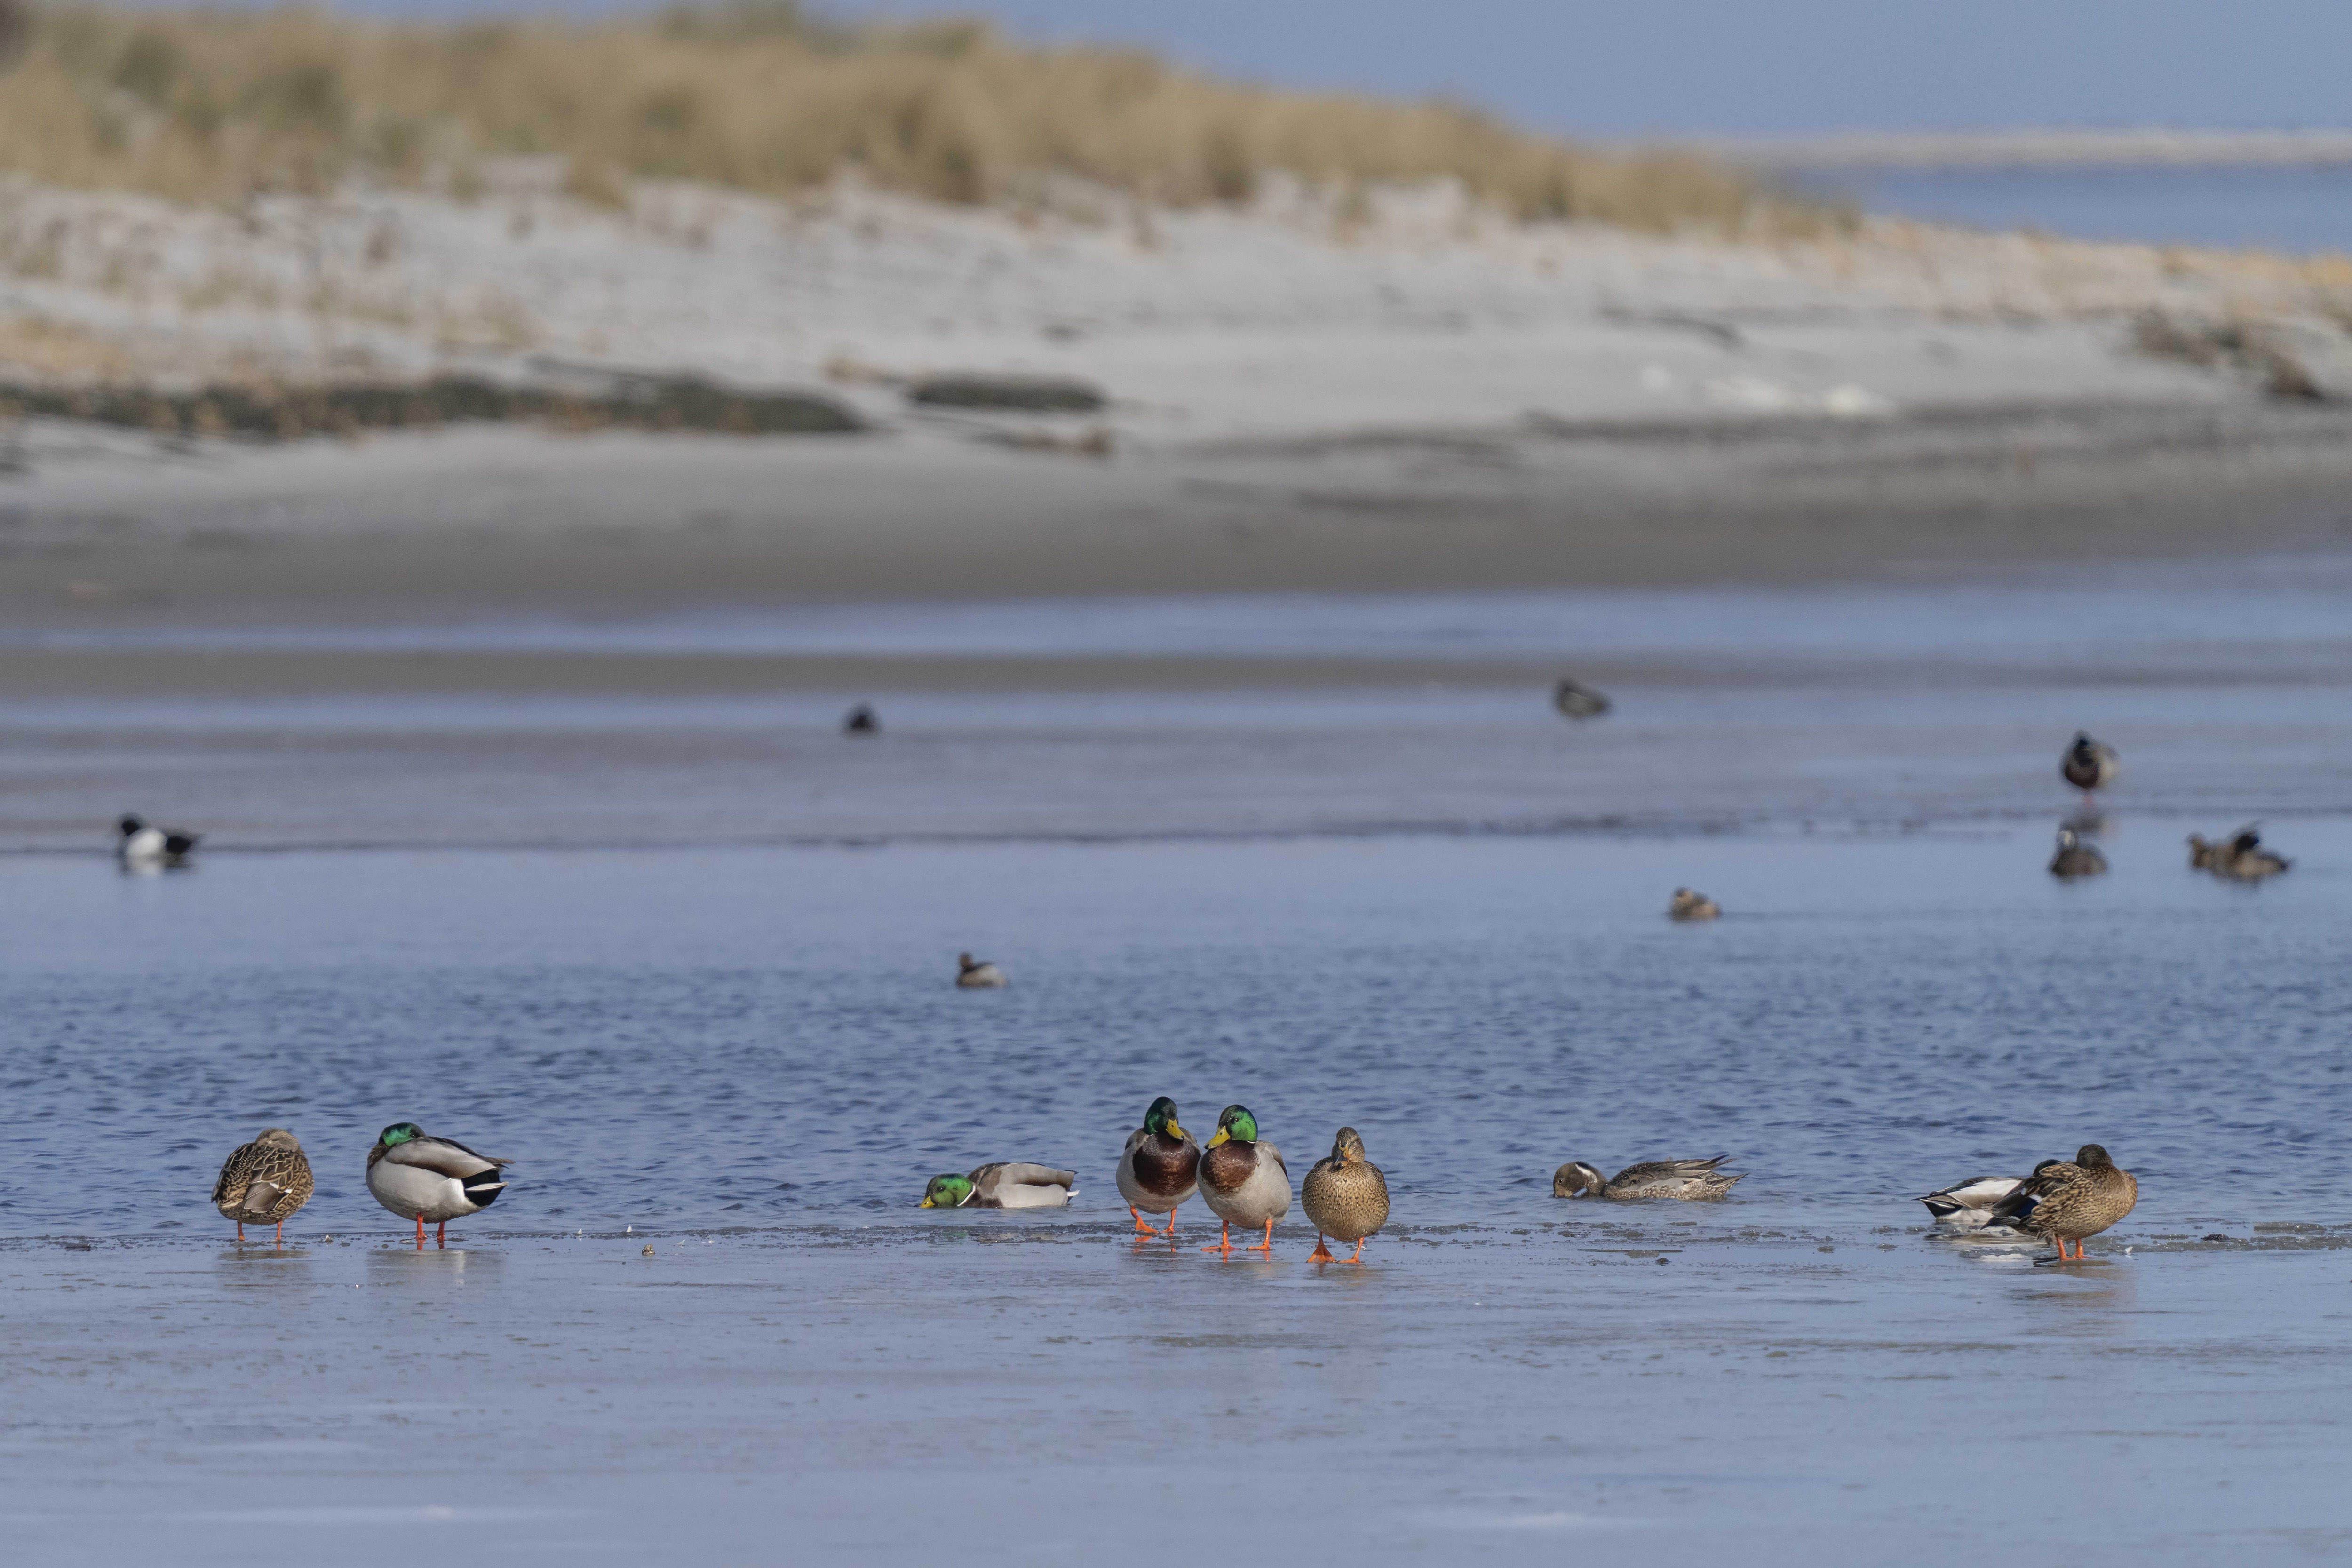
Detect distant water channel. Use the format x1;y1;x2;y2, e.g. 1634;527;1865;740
1784;162;2352;253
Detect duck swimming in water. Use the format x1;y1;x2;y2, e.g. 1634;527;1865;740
1554;1155;1744;1201
2050;828;2106;879
1668;888;1721;921
117;815;199;870
1553;679;1611;719
2191;827;2289;881
955;953;1008;988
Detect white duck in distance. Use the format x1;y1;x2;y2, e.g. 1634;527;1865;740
956;953;1007;988
117;815;200;870
366;1122;512;1248
2062;732;2119;804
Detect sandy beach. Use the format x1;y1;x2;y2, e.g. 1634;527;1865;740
7;174;2352;632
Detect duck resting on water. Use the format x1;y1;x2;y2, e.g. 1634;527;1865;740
2049;828;2107;879
1668;888;1721;921
955;953;1008;987
2189;827;2290;881
919;1164;1077;1208
1554;1155;1745;1201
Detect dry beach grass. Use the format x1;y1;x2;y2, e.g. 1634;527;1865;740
0;0;1802;232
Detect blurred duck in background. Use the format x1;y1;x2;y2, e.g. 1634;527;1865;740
1668;888;1721;921
2049;828;2106;879
117;814;199;871
2062;732;2119;804
2189;827;2290;881
1553;679;1612;719
956;953;1008;988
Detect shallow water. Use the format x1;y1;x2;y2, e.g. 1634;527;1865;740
4;829;2352;1564
6;558;2352;1562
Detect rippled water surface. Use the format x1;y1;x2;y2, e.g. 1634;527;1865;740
7;823;2347;1237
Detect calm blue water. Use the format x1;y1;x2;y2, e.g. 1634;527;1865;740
1787;163;2352;253
5;823;2344;1239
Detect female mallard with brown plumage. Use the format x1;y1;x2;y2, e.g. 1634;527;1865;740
1668;888;1721;921
1198;1104;1289;1254
1115;1095;1199;1237
1986;1143;2137;1261
1301;1126;1389;1264
212;1128;315;1244
1554;1155;1744;1201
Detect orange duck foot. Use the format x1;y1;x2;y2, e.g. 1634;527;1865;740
1309;1235;1336;1262
1202;1224;1236;1255
1246;1222;1275;1253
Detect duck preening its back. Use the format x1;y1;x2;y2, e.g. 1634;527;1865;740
921;1163;1077;1208
366;1122;513;1248
2190;827;2289;881
212;1128;315;1244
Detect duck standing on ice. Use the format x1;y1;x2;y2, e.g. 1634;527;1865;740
366;1122;512;1248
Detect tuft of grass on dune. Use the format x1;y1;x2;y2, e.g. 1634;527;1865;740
0;0;1833;235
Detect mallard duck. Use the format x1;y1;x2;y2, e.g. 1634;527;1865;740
1197;1105;1290;1254
1554;679;1611;719
2208;827;2289;881
956;953;1007;988
117;814;199;870
843;703;880;735
2062;732;2119;803
212;1128;314;1245
1301;1126;1389;1263
1915;1172;2029;1228
1668;888;1721;921
1115;1096;1200;1237
1554;1155;1744;1201
1986;1143;2138;1261
919;1163;1077;1209
366;1122;512;1248
2049;828;2106;879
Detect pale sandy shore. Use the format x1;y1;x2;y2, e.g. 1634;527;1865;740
4;173;2352;628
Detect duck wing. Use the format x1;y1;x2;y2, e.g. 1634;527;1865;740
984;1163;1077;1190
1610;1155;1729;1187
1986;1161;2079;1226
381;1136;511;1181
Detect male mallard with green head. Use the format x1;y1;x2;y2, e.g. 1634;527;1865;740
366;1122;512;1249
1115;1096;1199;1237
212;1128;314;1245
919;1163;1077;1209
1986;1143;2137;1261
1301;1126;1389;1264
1198;1105;1290;1254
1553;1155;1744;1201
